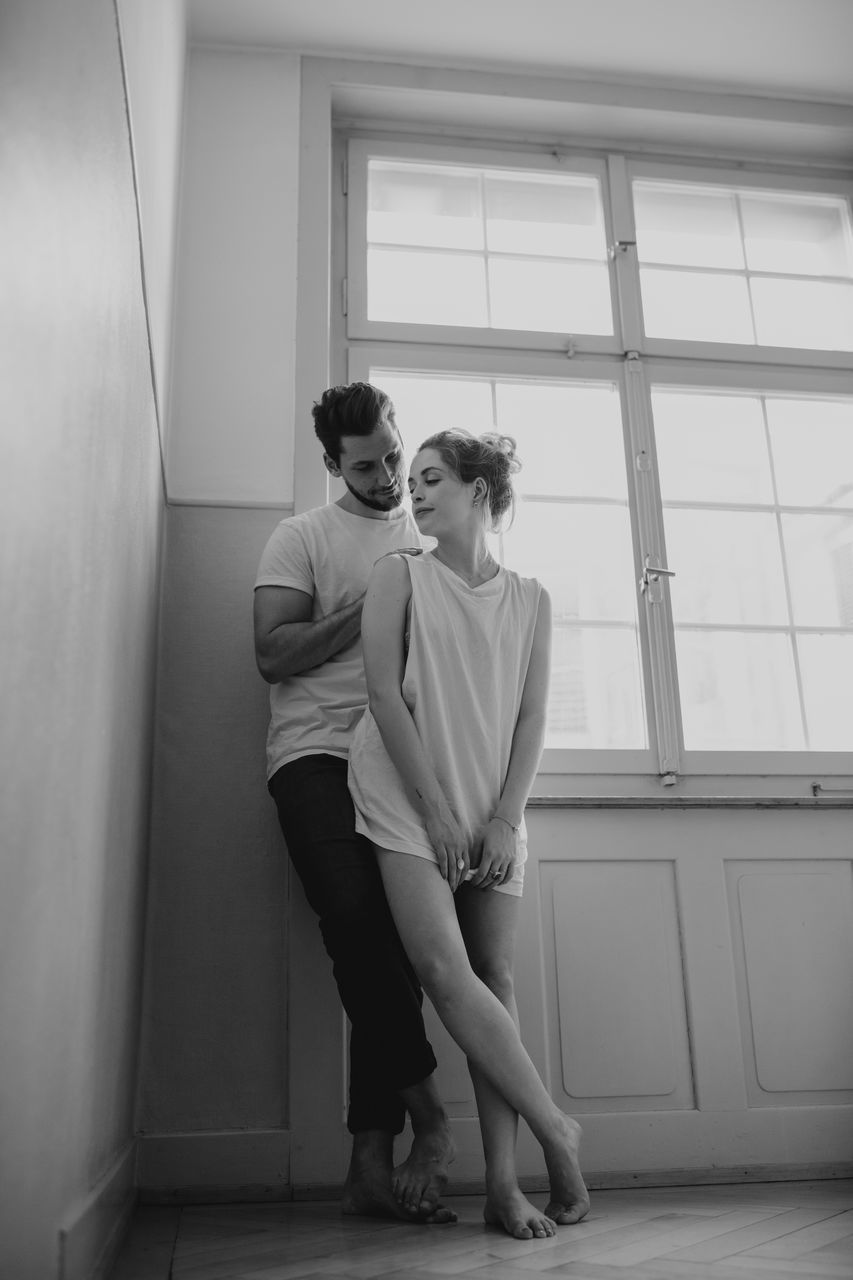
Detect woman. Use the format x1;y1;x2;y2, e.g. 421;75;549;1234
348;429;589;1240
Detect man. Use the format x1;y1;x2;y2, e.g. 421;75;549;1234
254;382;454;1221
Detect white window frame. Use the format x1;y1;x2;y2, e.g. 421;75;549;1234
625;158;853;371
346;138;621;356
644;358;853;778
339;133;853;793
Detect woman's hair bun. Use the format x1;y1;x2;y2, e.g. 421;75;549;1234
479;432;521;474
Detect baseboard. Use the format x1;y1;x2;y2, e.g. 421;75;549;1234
455;1163;853;1198
292;1162;853;1202
583;1162;853;1191
137;1128;291;1204
58;1141;137;1280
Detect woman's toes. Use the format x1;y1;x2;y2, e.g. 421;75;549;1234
545;1197;590;1225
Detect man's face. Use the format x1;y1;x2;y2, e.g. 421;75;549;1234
330;419;406;513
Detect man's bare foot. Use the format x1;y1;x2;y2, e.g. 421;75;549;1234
543;1115;590;1226
343;1141;456;1225
342;1163;399;1219
342;1167;456;1223
484;1186;556;1240
392;1121;456;1219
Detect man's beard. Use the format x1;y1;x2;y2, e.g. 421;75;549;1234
344;478;403;512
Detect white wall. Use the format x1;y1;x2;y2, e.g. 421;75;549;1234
0;0;169;1274
167;48;300;504
115;0;187;437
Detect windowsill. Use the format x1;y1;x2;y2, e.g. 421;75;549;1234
531;770;853;804
528;792;853;809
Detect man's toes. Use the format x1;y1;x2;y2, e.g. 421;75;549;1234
423;1203;457;1224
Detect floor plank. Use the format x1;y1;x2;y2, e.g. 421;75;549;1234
109;1179;853;1280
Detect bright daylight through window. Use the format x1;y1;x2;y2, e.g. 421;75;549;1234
341;141;853;774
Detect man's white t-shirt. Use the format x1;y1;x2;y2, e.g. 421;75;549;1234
255;501;422;780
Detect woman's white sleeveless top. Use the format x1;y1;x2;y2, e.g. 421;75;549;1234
349;550;542;860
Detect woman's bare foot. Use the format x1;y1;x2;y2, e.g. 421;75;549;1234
543;1115;590;1226
393;1120;456;1219
484;1186;556;1240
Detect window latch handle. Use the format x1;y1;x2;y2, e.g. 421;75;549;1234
640;555;675;599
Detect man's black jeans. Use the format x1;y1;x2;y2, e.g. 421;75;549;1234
269;753;437;1135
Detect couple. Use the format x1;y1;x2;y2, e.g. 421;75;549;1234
254;382;589;1240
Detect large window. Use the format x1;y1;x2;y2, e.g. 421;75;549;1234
341;138;853;780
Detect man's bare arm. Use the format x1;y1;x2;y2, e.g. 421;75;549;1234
253;584;364;683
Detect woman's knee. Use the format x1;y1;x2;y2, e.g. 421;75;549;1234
470;956;515;1006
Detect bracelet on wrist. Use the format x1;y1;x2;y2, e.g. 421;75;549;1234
492;814;520;833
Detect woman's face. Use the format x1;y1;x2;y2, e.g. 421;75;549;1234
408;448;477;537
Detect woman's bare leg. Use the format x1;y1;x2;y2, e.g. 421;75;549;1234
376;849;589;1226
455;886;556;1239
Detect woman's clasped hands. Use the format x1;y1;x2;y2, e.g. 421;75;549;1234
425;802;518;892
466;815;516;889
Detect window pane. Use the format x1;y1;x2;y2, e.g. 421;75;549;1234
634;182;744;268
741;193;853;276
484;173;606;259
641;268;755;343
676;630;804;750
548;625;647;749
783;513;853;626
798;634;853;749
751;278;853;350
366;158;613;334
368;162;483;249
652;391;773;503
768;398;853;508
496;382;626;499
663;510;788;626
504;501;637;623
656;386;853;753
367;248;487;325
633;176;853;352
371;374;495;441
489;259;612;333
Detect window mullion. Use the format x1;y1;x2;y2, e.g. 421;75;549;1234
624;356;682;774
607;154;644;352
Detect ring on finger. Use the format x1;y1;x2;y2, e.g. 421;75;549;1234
457;858;465;870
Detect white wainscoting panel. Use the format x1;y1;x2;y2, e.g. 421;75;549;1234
726;858;853;1105
541;860;694;1110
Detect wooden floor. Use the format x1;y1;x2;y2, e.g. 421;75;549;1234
110;1180;853;1280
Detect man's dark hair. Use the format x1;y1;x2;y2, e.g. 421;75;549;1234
312;382;397;464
